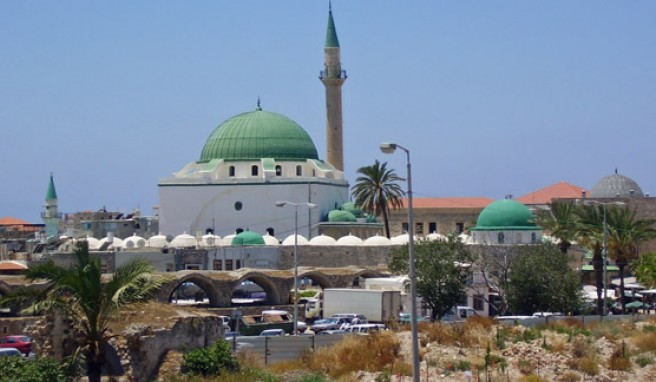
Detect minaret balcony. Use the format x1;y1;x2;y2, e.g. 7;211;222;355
41;212;62;219
319;70;347;80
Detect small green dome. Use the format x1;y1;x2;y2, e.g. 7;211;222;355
340;202;363;218
475;199;537;230
200;108;319;162
328;210;357;222
231;231;265;246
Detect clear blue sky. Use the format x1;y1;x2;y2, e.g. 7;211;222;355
2;1;655;223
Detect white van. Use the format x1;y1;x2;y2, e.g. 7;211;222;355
0;348;21;358
442;306;477;322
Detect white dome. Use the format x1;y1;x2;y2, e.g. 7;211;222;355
336;234;364;246
221;234;236;246
309;234;337;245
363;235;392;246
98;236;124;249
425;233;447;242
170;233;197;249
124;235;146;249
262;234;280;246
200;234;222;247
282;234;309;246
391;234;411;245
146;234;169;248
75;236;101;250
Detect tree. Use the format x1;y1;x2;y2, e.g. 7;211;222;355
575;204;606;316
0;242;167;382
535;200;579;254
470;246;521;317
634;252;656;289
351;160;404;238
388;237;474;321
606;207;656;313
506;243;583;315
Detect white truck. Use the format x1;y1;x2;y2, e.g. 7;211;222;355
322;288;402;323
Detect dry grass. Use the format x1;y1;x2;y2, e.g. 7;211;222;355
633;331;656;353
279;331;402;379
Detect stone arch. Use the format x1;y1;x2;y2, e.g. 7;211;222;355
350;269;389;288
230;272;283;306
297;271;334;290
160;273;221;307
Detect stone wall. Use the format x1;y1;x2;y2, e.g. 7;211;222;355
280;245;393;270
0;316;41;337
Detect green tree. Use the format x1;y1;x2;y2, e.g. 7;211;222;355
181;339;239;376
507;243;583;315
389;237;474;321
633;252;656;288
351;160;404;238
535;200;579;254
606;207;656;313
0;242;167;382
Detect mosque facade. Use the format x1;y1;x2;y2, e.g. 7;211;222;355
158;8;349;239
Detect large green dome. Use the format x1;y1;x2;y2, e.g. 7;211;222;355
200;108;319;162
474;199;537;230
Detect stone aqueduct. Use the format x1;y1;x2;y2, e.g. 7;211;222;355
0;267;389;308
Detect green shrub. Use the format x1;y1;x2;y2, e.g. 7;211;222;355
0;356;70;382
297;373;329;382
634;354;654;368
181;340;239;376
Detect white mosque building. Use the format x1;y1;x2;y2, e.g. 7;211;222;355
158;7;349;239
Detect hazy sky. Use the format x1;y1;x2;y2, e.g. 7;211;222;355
2;1;655;223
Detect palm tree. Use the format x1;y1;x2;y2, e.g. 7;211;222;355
535;200;579;254
606;207;656;313
1;241;167;382
575;204;606;315
351;160;405;238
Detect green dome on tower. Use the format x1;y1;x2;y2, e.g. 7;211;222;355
200;107;319;162
474;199;537;230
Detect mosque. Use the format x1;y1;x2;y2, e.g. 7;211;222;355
158;6;351;240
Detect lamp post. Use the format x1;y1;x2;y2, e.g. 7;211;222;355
585;200;625;316
276;201;317;335
380;142;419;382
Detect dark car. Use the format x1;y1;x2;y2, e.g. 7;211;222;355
0;336;32;356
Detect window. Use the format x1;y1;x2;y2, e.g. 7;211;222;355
531;232;537;243
401;222;409;233
428;222;437;234
234;202;243;211
236;260;242;269
213;260;222;270
275;165;282;176
251;165;259;176
225;259;233;271
456;222;464;233
415;223;424;234
296;165;302;176
498;232;505;244
473;295;485;311
229;166;236;177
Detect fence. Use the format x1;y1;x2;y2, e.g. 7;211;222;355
226;334;345;364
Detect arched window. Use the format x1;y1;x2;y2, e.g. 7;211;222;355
275;165;282;176
229;166;235;177
497;232;505;244
296;165;302;176
251;165;259;176
531;232;537;243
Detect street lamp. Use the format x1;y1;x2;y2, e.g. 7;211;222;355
380;142;420;382
585;200;625;316
276;201;317;335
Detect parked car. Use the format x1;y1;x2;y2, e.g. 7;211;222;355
0;336;32;356
330;313;368;324
260;328;286;337
317;329;346;335
310;317;350;333
345;324;387;335
0;348;22;358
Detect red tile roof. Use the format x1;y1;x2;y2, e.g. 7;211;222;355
0;217;32;226
516;181;586;205
402;197;494;209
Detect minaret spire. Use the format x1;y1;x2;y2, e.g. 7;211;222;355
42;172;61;238
320;2;347;172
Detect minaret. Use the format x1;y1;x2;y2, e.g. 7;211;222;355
42;173;61;238
320;2;347;172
